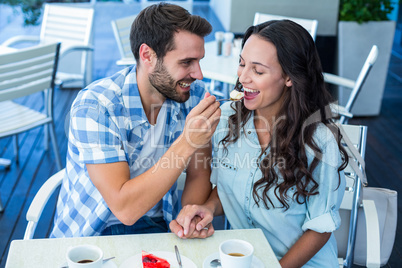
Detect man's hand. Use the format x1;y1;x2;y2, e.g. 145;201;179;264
180;93;221;150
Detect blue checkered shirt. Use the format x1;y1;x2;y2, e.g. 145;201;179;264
50;65;206;237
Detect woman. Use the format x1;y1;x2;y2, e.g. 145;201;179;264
170;20;348;267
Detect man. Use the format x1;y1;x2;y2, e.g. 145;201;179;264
50;3;220;237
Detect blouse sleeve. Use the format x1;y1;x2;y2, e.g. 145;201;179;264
302;128;346;233
210;102;232;185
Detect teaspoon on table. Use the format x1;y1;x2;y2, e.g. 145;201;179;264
60;256;115;268
210;258;221;267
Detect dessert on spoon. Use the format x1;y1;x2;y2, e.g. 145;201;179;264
216;90;244;102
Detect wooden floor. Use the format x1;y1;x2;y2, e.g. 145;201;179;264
0;2;401;267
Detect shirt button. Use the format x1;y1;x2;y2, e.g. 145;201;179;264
250;172;253;176
140;141;144;145
144;122;149;127
246;197;249;201
248;131;251;134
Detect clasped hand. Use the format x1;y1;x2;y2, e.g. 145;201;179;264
170;204;215;239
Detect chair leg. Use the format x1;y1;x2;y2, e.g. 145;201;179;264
0;196;3;212
14;135;19;165
48;122;62;170
44;124;49;151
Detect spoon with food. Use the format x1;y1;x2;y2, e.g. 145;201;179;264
216;90;244;102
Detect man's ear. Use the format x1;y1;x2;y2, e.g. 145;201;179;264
139;44;156;67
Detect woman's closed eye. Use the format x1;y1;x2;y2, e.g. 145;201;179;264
253;68;263;75
238;58;263;75
238;58;245;67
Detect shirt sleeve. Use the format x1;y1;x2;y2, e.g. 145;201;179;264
69;100;127;164
302;132;346;233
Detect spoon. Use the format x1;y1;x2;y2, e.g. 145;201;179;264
60;256;115;268
216;98;243;102
210;258;221;267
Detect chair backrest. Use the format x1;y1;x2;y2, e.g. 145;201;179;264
111;15;137;62
253;12;318;41
334;124;368;267
0;43;60;102
40;4;94;87
24;168;65;240
324;45;378;124
40;4;94;48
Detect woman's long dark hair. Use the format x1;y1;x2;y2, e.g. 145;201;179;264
221;20;348;210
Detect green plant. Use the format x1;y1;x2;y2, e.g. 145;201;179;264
339;0;395;23
1;0;89;25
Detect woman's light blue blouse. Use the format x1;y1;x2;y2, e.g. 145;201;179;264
211;102;346;267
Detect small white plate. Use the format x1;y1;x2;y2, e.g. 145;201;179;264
62;260;117;268
202;252;265;268
119;251;196;268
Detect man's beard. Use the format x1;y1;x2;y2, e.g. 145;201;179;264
149;60;192;103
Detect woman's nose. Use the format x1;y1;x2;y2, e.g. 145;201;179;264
238;68;251;85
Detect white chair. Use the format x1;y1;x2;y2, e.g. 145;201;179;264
0;42;63;212
111;15;137;66
24;168;65;240
253;12;318;41
335;124;381;268
1;4;95;89
23;168;185;239
325;45;378;124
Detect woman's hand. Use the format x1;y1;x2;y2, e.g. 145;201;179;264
170;204;215;239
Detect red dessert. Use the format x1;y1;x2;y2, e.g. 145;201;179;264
142;251;170;268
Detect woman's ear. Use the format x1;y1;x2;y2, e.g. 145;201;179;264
139;44;156;67
285;76;292;88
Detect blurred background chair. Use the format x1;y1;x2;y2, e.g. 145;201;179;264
325;45;378;124
1;4;94;89
253;12;318;41
111;15;137;66
0;42;63;212
335;124;381;268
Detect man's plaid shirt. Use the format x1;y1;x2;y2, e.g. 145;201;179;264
50;65;206;237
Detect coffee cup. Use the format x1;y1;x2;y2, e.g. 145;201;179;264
219;239;254;268
66;244;103;268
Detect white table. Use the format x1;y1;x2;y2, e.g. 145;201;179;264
200;41;239;86
6;229;280;267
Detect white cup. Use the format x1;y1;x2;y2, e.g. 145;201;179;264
66;244;103;268
219;239;254;268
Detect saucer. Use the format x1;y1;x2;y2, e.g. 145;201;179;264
203;252;264;268
62;260;117;268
